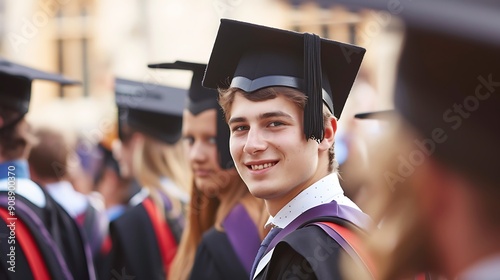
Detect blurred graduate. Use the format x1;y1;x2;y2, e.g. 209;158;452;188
0;58;96;279
28;126;108;262
335;0;500;279
101;78;190;279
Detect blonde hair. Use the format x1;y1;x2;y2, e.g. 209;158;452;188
168;179;219;280
132;134;191;218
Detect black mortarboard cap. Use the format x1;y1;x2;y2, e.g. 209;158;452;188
0;58;79;129
203;19;365;142
354;110;396;120
115;78;187;145
333;0;500;184
148;61;233;169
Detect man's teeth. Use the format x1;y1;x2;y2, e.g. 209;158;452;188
251;162;276;170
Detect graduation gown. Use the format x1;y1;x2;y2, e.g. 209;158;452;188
95;180;142;280
76;196;108;259
255;220;365;280
0;178;95;280
104;188;184;280
189;228;248;280
189;204;261;280
254;202;373;280
46;181;108;259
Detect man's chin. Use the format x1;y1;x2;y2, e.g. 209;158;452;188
248;185;278;200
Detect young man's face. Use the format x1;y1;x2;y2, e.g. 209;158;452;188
228;91;323;212
182;109;237;197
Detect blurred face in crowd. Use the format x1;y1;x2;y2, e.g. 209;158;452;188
112;132;140;179
182;109;238;197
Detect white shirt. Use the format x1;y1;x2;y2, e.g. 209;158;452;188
458;254;500;280
0;178;46;208
254;173;361;278
46;180;88;217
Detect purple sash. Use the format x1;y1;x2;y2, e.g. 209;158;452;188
222;203;261;274
264;201;372;255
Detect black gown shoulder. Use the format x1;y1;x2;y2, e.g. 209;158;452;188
0;187;94;280
106;194;183;280
107;200;165;280
256;219;369;280
189;227;248;280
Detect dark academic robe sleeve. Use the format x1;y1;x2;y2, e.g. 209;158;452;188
0;192;94;280
189;228;248;280
78;197;108;259
45;193;94;280
256;226;364;280
107;201;170;280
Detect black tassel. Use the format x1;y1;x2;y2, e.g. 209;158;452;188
303;33;324;143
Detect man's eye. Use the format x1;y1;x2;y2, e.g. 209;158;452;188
208;137;217;144
232;125;248;132
268;121;284;127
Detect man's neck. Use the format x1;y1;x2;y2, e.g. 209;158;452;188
266;171;332;216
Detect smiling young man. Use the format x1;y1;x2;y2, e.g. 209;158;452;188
203;19;374;280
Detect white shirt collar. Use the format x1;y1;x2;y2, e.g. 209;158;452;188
458;254;500;280
46;181;88;217
255;173;361;279
129;188;149;207
265;173;360;229
0;178;46;208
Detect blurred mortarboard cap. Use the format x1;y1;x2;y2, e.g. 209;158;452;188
332;0;500;46
333;0;500;184
0;57;79;117
354;110;396;121
148;61;218;114
115;78;187;145
203;19;365;141
147;61;234;169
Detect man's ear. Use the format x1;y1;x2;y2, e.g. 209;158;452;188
319;115;337;152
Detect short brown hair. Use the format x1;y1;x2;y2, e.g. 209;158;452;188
28;127;70;180
219;87;337;172
219;87;306;121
